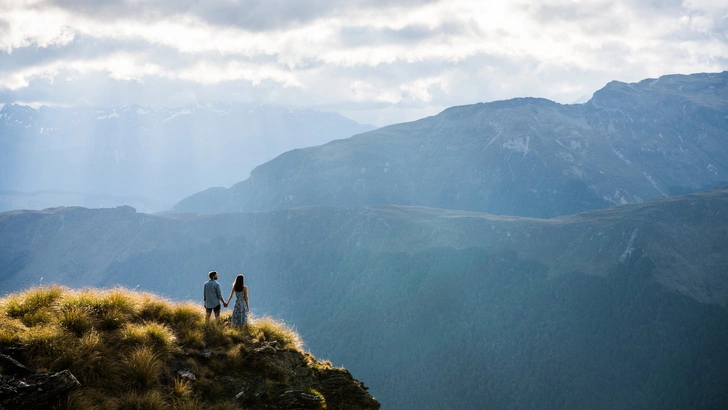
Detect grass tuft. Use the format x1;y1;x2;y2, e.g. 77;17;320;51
65;330;110;385
305;387;328;409
221;344;246;372
144;321;178;355
208;402;241;410
116;390;171;410
203;320;233;347
121;322;177;356
171;302;204;328
57;288;136;330
122;345;163;390
250;316;304;351
58;305;94;336
120;322;148;346
0;316;26;347
171;378;193;401
5;285;64;318
139;293;175;322
20;324;69;364
59;390;98;410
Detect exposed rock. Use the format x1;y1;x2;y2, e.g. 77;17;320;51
228;345;379;410
316;368;379;410
0;370;81;409
0;354;33;377
178;369;197;382
235;377;268;404
254;345;277;355
170;360;197;382
278;389;325;408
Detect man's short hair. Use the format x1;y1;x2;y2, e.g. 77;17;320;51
208;271;217;279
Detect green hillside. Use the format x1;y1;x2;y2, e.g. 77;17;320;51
0;286;380;410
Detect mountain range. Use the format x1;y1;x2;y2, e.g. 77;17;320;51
1;71;727;409
0;103;374;213
173;72;728;218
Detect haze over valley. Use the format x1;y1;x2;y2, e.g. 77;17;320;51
0;103;373;212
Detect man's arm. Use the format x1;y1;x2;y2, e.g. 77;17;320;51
215;283;226;307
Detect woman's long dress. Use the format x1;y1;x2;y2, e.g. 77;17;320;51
231;290;248;327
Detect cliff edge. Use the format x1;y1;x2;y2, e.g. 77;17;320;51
0;286;380;410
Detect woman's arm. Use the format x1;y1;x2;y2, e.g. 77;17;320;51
226;286;234;305
244;286;249;311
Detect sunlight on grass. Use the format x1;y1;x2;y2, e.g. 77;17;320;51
139;293;175;322
171;302;204;327
0;316;25;347
120;321;177;356
122;345;163;389
5;285;64;318
171;378;193;401
67;330;108;385
58;305;94;336
20;324;68;360
0;285;335;410
203;319;233;347
250;316;304;351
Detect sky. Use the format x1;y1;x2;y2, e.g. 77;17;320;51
1;0;727;127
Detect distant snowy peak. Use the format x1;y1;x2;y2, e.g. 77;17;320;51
1;103;371;129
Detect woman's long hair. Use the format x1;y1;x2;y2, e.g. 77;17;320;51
233;274;245;292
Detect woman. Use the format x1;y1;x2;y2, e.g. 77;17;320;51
226;274;249;327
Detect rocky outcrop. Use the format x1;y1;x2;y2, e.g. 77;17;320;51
0;355;81;410
199;341;380;410
0;343;379;410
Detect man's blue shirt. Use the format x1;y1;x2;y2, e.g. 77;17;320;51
204;279;222;308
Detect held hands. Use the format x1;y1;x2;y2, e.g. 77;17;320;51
223;301;229;308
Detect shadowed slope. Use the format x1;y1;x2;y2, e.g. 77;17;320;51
1;188;727;409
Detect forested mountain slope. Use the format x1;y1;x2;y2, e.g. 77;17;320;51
2;187;727;409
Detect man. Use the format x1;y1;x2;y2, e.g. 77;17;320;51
203;271;227;322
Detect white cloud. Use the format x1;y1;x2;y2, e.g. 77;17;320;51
176;61;302;87
0;0;727;126
0;4;76;52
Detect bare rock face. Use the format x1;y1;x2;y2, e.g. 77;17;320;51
0;353;33;377
316;368;379;410
0;370;81;410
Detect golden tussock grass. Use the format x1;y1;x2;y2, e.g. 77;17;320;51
249;315;304;351
121;345;164;390
0;285;311;409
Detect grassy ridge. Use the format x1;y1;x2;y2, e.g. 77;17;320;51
0;285;317;410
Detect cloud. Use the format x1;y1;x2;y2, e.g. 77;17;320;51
0;0;727;126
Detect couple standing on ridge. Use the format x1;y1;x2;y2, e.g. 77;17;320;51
204;271;249;327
